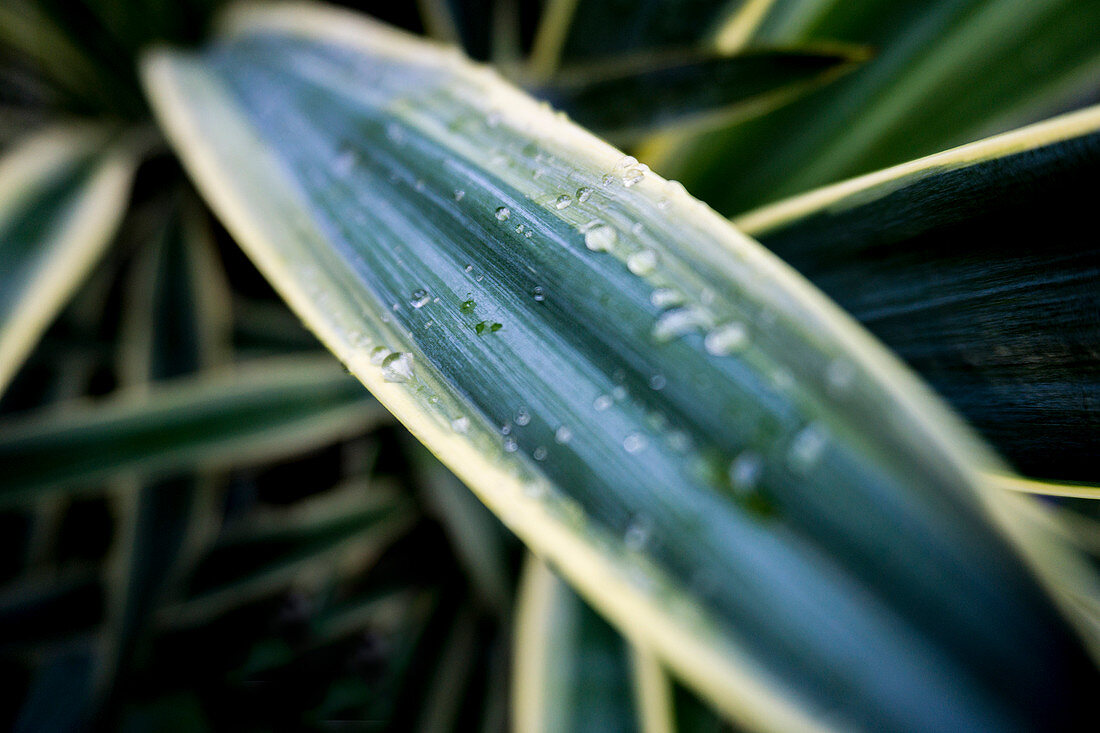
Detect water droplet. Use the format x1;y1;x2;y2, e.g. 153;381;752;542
409;289;430;308
631;222;645;235
503;436;518;452
369;346;391;365
612;385;627;401
533;446;548;461
624;518;651;551
627;250;658;275
667;431;691;452
729;451;763;494
451;416;470;433
704;322;749;355
464;264;474;273
460;299;476;313
414;179;425;192
453;189;466;202
584;222;617;251
617;155;638;169
576;187;593;203
476;321;503;335
554;425;573;444
826;358;856;395
657;198;671;210
622;167;646;187
381;352;413;383
649;374;667;390
650;288;683;308
334;149;356;176
515;408;531;426
495;206;510;221
553;194;572;210
652;307;707;342
788;424;827;473
501;422;512;435
593;394;613;411
623;433;647;453
532;286;545;302
386;123;406;146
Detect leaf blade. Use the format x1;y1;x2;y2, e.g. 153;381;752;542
141;5;1098;729
0;124;137;395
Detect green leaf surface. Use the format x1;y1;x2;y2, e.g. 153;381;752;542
653;0;1100;214
533;46;863;145
168;484;414;625
0;355;386;503
141;4;1097;729
737;106;1100;483
0;124;137;396
531;0;753;71
409;440;516;614
13;643;97;733
514;557;640;733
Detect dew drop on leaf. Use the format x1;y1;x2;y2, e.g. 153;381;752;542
554;194;572;209
576;186;593;203
704;322;749;356
409;289;430;308
729;451;763;494
627;249;658;275
584;222;617;251
369;346;391;365
495;206;510;221
652;307;706;342
788;424;827;473
381;352;413;383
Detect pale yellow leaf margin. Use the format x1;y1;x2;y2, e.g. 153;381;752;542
0;124;138;394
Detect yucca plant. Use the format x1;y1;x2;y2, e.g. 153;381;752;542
2;0;1098;730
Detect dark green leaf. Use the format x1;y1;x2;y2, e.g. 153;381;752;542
739;107;1100;482
0;355;386;503
655;0;1100;214
534;46;864;144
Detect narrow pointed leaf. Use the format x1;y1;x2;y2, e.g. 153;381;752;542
739;106;1100;482
534;46;864;144
547;0;756;64
654;0;1100;214
142;4;1097;729
0;355;386;502
0;124;137;395
514;557;640;733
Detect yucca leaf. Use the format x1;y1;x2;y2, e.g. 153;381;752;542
654;0;1100;214
165;485;415;626
13;642;97;733
141;3;1097;728
0;355;386;503
534;46;864;144
409;441;515;614
514;557;640;733
737;106;1100;483
0;124;137;396
100;198;235;702
529;0;763;77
